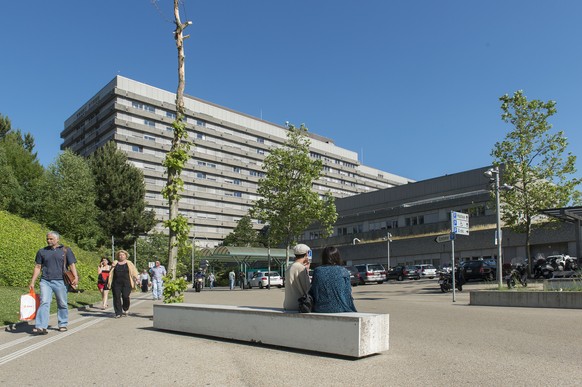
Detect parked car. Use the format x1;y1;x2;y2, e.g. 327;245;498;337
355;263;386;284
344;266;362;286
462;260;496;281
248;271;283;289
386;265;420;281
415;264;437;279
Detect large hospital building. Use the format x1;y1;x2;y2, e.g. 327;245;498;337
62;76;413;246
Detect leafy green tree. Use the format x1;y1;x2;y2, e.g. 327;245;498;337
251;124;337;264
41;150;102;249
492;90;580;269
0;114;11;138
90;141;156;249
136;232;169;271
0;131;44;218
0;147;20;210
222;215;260;247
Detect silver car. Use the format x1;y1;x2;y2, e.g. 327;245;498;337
355;264;386;284
416;264;437;279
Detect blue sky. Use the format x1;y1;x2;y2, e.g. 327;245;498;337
1;0;581;182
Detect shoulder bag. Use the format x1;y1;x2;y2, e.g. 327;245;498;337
62;247;77;289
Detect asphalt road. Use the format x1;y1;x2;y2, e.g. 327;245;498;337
1;280;581;386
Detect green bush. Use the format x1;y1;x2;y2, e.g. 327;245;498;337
0;210;101;290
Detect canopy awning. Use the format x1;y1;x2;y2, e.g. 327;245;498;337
540;206;582;223
196;246;289;268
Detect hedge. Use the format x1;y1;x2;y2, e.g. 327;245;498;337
0;210;101;290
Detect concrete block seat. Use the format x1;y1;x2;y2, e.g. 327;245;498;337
153;303;389;358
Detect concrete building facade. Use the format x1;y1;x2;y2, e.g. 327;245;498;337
62;76;413;246
302;167;580;268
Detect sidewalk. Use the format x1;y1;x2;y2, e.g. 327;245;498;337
1;281;581;386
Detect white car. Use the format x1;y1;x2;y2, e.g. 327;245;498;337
415;264;437;279
248;271;283;289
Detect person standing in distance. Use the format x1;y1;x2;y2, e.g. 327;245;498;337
208;272;216;290
29;231;78;335
150;260;167;300
284;244;312;311
228;270;235;290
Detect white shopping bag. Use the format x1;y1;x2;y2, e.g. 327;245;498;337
20;289;40;321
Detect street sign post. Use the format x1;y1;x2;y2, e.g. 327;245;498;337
451;211;469;235
435;234;453;243
450;211;470;303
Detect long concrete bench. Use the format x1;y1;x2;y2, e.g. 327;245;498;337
153;303;389;358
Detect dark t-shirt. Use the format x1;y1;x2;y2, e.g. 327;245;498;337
113;263;130;286
35;245;77;281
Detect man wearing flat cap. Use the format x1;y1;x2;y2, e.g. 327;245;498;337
284;244;312;311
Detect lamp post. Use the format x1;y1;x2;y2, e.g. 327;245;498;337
385;232;392;270
192;235;196;285
484;167;503;288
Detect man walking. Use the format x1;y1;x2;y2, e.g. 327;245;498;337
284;244;312;311
29;231;78;335
150;260;166;300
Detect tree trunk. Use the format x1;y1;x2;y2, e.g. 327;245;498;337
166;0;188;279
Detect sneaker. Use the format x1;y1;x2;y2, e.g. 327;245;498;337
114;315;121;319
122;311;128;317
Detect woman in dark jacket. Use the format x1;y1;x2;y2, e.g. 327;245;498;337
309;246;357;313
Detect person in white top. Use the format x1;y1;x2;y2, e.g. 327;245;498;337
283;244;312;311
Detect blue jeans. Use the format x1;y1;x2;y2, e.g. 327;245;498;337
229;278;235;290
152;278;163;299
37;279;68;329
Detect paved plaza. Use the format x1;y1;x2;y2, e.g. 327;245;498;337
1;280;581;386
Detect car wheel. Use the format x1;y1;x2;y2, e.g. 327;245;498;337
266;284;270;289
278;285;283;288
429;277;434;279
259;282;263;289
248;283;252;289
397;275;403;281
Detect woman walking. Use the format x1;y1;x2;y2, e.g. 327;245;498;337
108;250;139;318
97;258;112;309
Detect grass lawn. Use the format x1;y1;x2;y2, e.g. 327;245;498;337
1;287;102;326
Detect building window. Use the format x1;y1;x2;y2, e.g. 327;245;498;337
131;145;143;153
166;111;176;119
196;172;206;179
166;126;173;132
132;101;155;113
196;120;206;127
196;133;205;139
144;119;155;127
144;135;156;141
256;137;265;143
233;179;241;185
233;191;242;197
233;167;241;173
257;149;265;155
